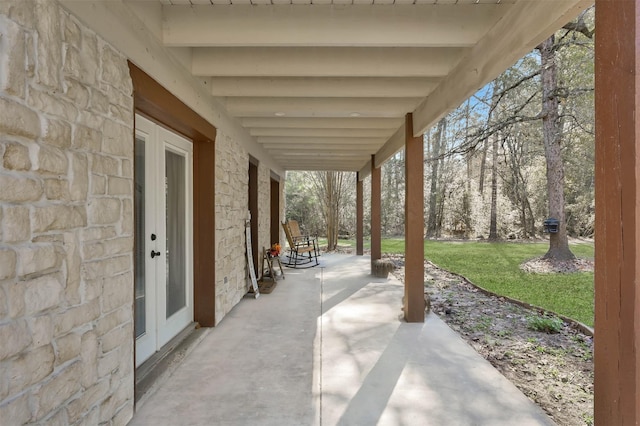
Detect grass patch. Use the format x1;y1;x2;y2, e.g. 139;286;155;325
325;237;594;326
422;240;594;327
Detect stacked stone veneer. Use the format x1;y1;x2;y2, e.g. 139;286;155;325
215;131;249;321
257;165;272;251
0;2;134;424
215;130;280;321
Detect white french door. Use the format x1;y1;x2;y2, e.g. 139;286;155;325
134;114;194;367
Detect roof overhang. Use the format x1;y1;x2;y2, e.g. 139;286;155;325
61;0;592;173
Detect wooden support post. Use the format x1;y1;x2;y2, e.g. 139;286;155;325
371;156;382;266
594;1;640;423
356;172;364;256
404;113;425;322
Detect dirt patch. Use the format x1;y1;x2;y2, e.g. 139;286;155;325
520;257;594;274
387;255;594;426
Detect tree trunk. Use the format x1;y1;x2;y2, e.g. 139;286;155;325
539;35;575;260
311;171;344;252
426;118;446;238
488;133;499;240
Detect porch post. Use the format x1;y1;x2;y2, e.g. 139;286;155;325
594;1;640;424
404;113;425;322
371;156;382;266
356;172;364;256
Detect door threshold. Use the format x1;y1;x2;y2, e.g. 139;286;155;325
135;323;210;409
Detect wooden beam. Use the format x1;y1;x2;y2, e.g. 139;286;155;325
249;127;395;138
163;4;508;47
356;173;364;256
358;160;372;180
374;123;405;168
210;77;439;98
225;97;423;118
192;47;465;78
404;113;424;322
594;0;640;423
241;117;403;129
370;156;382;265
256;136;387;146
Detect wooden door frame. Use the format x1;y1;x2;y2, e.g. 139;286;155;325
270;173;281;247
129;62;217;329
248;157;259;274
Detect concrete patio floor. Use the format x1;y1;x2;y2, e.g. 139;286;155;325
129;253;554;426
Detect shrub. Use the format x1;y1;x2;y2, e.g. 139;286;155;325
527;314;564;333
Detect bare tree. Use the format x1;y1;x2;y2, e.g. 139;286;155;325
310;171;347;251
538;35;575;260
426;118;447;238
501;129;537;238
488;132;499;240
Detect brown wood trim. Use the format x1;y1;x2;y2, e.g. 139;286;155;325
404;113;425;322
129;62;216;143
594;1;640;423
193;141;216;327
356;172;364;256
129;62;217;327
270;179;281;246
370;156;382;263
249;162;259;273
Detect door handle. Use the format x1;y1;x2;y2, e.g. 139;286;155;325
151;250;161;258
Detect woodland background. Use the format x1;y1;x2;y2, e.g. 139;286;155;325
285;8;595;253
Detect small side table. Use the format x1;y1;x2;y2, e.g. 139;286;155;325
261;248;285;281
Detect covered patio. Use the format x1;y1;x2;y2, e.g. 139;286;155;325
129;254;553;425
1;0;638;424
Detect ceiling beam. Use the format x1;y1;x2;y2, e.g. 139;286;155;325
358;159;372;180
374;123;406;168
241;117;403;129
192;47;466;77
411;0;594;136
225;97;423;118
286;168;362;172
283;163;365;172
162;4;511;47
249;128;394;138
209;77;440;98
280;157;366;163
257;136;386;146
268;148;371;156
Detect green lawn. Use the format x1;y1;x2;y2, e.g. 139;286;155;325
334;238;594;326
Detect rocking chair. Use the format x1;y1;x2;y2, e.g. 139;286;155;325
287;220;318;246
282;221;319;268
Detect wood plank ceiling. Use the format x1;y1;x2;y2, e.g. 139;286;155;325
124;0;591;173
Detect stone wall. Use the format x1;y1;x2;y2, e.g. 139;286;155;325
0;2;134;424
214;130;249;323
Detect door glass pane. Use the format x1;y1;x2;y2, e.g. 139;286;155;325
134;137;146;338
166;149;186;318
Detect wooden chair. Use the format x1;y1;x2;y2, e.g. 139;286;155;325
282;221;319;268
287;219;321;259
287;220;318;245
